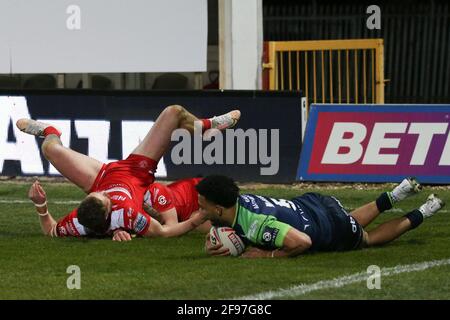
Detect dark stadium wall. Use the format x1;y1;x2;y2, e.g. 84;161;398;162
263;0;450;104
0;90;303;183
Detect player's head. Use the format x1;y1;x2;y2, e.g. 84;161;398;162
196;175;239;223
77;192;112;234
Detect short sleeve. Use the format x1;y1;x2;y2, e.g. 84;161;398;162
245;215;291;249
55;208;86;237
148;183;175;212
132;211;152;235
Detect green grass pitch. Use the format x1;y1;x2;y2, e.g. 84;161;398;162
0;181;449;299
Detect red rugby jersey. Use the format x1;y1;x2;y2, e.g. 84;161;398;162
143;177;202;221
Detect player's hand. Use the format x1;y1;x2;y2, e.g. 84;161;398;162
188;211;207;230
28;180;47;205
112;229;132;242
240;247;272;258
204;233;230;256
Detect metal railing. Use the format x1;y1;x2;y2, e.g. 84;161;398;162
263;39;385;109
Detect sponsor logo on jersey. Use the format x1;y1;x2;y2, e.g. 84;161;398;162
158;195;167;205
139;160;149;169
58;226;67;236
66;221;77;235
261;226;279;246
111;195;126;201
241;195;259;209
134;213;148;234
241;195;260;210
248;221;259;239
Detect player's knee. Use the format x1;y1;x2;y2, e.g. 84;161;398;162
360;231;370;248
164;104;185;119
41;140;52;159
41;137;61;160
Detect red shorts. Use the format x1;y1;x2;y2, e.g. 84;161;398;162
89;154;158;193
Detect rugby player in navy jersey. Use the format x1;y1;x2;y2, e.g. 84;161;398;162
196;175;445;258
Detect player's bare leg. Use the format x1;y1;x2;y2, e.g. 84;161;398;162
362;217;412;247
350;202;379;228
351;177;422;227
361;194;445;247
132;104;241;162
16;119;102;193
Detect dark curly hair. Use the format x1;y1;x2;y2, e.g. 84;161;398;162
195;175;239;208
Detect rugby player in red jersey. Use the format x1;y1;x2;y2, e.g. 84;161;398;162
20;105;240;241
142;177;212;233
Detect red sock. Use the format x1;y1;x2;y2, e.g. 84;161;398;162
43;126;61;137
201;119;212;132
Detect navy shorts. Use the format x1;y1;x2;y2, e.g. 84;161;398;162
292;193;364;252
319;194;364;251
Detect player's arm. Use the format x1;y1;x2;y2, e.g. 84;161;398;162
143;183;179;226
28;180;58;236
142;204;161;221
143;211;205;238
241;219;312;258
143;204;210;234
192;210;212;233
143;205;179;226
274;227;312;257
159;208;179;226
242;228;312;258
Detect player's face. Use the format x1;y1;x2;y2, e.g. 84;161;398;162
198;195;223;223
89;192;112;215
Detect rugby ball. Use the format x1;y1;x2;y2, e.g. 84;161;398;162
209;226;245;257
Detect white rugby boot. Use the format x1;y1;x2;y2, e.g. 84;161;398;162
210;110;241;130
390;177;422;203
419;194;445;218
16;119;61;138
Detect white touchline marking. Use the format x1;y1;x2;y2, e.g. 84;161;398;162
0;199;80;205
233;258;450;300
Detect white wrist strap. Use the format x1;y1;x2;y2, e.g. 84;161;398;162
271;249;280;258
38;212;49;217
33;201;47;208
